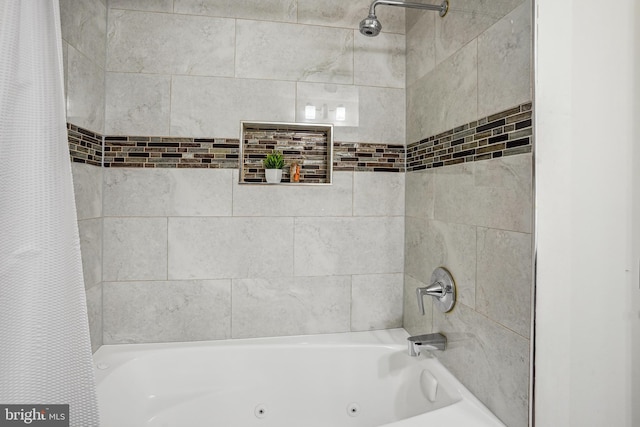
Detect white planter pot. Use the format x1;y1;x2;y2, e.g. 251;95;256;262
265;168;283;183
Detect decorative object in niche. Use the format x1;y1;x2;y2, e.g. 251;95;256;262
263;150;284;184
240;121;333;185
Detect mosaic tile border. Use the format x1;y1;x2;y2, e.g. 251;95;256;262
406;102;533;171
68;124;102;167
67;102;533;173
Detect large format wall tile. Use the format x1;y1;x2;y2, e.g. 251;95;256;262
338;86;405;144
353;172;404;216
231;276;350;338
477;1;532;117
405;169;435;220
103;217;168;281
60;0;106;66
434;154;532;232
354;32;405;89
104;168;233;217
406;12;436;87
107;9;235;76
170;76;296;138
236;20;353;84
174;0;297;22
78;219;102;290
168;217;294;280
298;0;405;34
294;217;403;276
433;304;530;427
477;227;532;338
71;163;102;220
351;273;403;331
66;46;104;133
103;280;231;343
105;72;171;136
232;171;353;217
407;40;478;142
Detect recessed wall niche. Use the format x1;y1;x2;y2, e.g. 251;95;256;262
239;121;334;184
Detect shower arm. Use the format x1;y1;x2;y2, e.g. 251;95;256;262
367;0;449;18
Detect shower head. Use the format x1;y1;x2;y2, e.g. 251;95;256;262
359;0;449;37
359;14;383;37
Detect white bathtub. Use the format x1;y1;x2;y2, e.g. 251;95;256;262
93;329;505;427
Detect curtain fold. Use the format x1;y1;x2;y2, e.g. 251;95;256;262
0;1;99;425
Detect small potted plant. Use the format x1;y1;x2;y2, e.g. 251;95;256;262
263;150;284;183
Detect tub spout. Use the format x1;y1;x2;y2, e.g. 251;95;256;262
407;333;446;356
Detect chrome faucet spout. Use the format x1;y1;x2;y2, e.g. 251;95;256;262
407;333;447;356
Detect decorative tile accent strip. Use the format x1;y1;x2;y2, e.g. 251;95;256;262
67;102;533;173
242;126;330;183
333;142;405;172
406;102;533;171
67;124;102;166
103;136;240;169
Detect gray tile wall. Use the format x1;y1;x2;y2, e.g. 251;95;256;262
404;1;533;426
105;0;406;143
102;169;405;342
61;0;106;353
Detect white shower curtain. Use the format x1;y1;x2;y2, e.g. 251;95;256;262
0;1;99;425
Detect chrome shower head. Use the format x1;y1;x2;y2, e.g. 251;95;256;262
359;14;382;37
359;0;449;37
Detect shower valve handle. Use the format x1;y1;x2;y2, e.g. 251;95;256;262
416;283;445;315
416;267;457;314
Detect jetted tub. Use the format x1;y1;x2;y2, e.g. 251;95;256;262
93;329;505;427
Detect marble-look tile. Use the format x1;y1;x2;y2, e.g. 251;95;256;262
231;276;350;338
351;273;403;331
407;40;477;142
104;168;233;217
86;284;103;353
296;82;359;127
60;0;106;66
298;0;405;34
406;11;436;87
107;10;235;77
168;218;294;280
435;9;501;65
66;45;105;133
337;86;405;144
103;217;168;281
405;218;477;308
236;20;354;84
105;72;171;136
403;274;433;336
232;171;352;217
404;216;429;282
354;32;405;89
170;75;295;139
477;1;532;117
78;219;102;290
103;280;231;343
405;169;435;219
353;172;404;216
434;154;532;232
109;0;173;12
294;217;403;276
477;227;532;338
174;0;297;22
433;303;530;427
71;163;102;220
